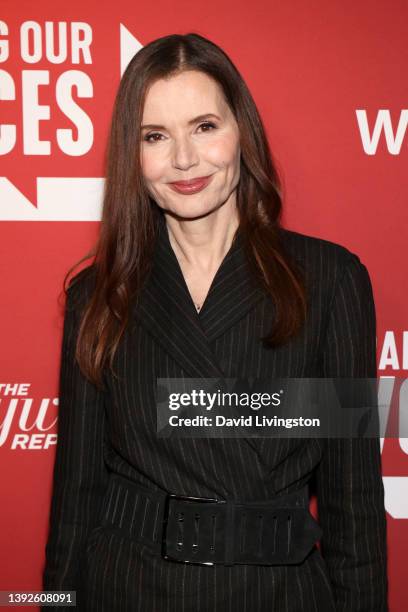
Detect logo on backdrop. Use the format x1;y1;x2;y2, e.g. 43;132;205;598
0;20;142;219
0;383;58;450
356;109;408;155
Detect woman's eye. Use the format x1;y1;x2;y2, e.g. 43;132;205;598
144;132;163;143
198;121;216;132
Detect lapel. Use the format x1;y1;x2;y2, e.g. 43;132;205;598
134;215;267;378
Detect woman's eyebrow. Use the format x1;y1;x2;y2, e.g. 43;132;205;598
140;113;221;131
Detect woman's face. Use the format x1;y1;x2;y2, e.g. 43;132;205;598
140;70;241;220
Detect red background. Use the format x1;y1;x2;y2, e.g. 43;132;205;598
0;1;406;609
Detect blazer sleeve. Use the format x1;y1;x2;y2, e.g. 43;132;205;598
42;278;110;610
315;253;388;611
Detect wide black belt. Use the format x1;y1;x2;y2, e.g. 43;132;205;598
97;474;322;566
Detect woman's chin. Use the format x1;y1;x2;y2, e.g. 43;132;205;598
163;204;219;221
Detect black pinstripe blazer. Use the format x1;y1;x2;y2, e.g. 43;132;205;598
42;218;388;611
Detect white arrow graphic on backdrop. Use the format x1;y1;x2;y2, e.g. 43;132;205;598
0;24;142;221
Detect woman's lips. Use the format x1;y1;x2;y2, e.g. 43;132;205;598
168;175;213;194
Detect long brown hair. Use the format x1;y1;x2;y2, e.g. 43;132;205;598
64;32;307;389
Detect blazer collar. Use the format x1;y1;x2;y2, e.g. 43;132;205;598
134;215;267;378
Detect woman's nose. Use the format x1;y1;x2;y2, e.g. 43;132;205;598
172;136;199;170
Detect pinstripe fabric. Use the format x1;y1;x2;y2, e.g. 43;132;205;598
42;219;388;611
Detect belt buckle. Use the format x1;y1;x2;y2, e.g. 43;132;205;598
161;492;225;566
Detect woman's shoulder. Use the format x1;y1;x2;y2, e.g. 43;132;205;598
277;228;373;306
278;227;365;273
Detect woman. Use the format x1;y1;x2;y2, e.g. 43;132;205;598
42;33;388;611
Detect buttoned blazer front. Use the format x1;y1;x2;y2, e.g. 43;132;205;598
42;218;388;612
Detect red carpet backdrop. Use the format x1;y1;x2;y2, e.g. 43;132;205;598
0;1;406;609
